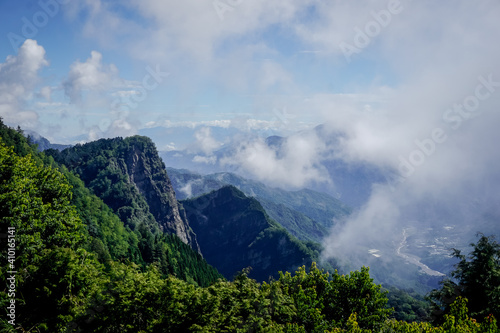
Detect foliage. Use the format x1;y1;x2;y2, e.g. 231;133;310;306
386;286;431;322
166;167;351;241
17;248;105;332
380;297;497;332
182;185;327;281
0;139;86;270
0;121;36;158
44;134;223;286
278;263;392;331
45;136;159;231
428;234;500;323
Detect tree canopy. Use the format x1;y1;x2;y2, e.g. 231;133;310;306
428;233;500;323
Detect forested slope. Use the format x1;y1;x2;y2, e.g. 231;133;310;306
182;186;327;281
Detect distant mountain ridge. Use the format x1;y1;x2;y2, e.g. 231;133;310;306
160;124;388;207
166;167;352;243
24;130;72;151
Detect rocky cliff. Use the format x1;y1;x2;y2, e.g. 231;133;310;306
47;136;200;252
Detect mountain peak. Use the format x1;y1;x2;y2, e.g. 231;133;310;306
46;135;200;252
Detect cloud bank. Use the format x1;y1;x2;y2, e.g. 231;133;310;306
0;39;48;128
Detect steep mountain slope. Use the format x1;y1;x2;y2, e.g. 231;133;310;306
167;167;351;242
181;186;327;281
0;121;222;289
46;136;199;251
24;130;71;151
257;198;328;243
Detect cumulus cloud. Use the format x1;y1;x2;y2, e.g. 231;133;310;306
193;155;218;165
186;127;223;165
221;130;330;189
127;0;311;62
59;49;148;141
62;0;308;103
63;50;121;103
38;86;52;101
0;39;48;128
192;127;221;155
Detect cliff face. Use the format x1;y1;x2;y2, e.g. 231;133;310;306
182;186;319;281
124;141;199;251
47;136;200;252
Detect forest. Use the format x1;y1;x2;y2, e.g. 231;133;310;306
1;118;499;332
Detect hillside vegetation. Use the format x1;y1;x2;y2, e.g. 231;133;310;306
1;120;498;332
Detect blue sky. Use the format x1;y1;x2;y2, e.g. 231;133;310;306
1;0;500;187
0;0;401;145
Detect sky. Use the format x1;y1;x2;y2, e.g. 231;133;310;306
2;0;500;273
0;0;404;145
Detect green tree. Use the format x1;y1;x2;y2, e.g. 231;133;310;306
428;234;500;322
17;248;105;332
278;263;391;332
0;140;86;269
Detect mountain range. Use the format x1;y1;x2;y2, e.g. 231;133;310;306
181;185;328;281
25;130;72;151
19;130;454;291
166;167;351;243
44;134;335;281
46;136;200;251
159;124;388;207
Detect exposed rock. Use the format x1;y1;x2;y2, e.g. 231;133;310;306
124;141;200;252
47;136;200;252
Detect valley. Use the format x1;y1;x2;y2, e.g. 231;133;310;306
395;228;445;277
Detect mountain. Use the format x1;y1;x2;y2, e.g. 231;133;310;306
258;199;329;243
181;186;329;281
166;167;351;242
0;120;222;287
46;136;200;252
24;130;71;151
159;124;388;207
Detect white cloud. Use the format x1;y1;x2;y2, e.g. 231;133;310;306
192;127;221;155
221;130;330;189
63;50;121;103
0;39;48;128
193;155;217;165
62;0;308;103
7;1;499;278
317;1;500;270
38;86;52;101
126;0;310;61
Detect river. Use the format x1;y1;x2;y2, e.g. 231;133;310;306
396;228;445;277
